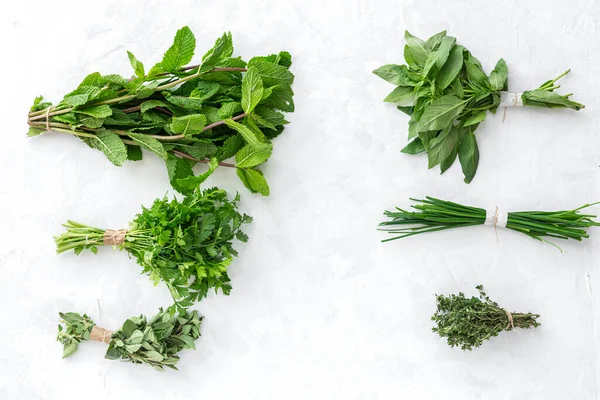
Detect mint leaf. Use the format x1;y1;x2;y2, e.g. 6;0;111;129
176;158;219;192
74;105;113;118
94;129;127;166
235;143;273;168
246;59;294;87
140;100;166;113
200;32;233;73
170;115;207;138
236;168;270;196
241;66;264;114
128;133;168;160
127;51;145;78
166;96;203;111
224;119;261;147
161;26;196;73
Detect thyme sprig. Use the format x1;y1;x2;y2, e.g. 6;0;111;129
432;285;540;350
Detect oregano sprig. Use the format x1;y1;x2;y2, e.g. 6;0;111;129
58;308;203;370
374;30;584;183
54;188;252;307
432;285;540;350
28;26;295;196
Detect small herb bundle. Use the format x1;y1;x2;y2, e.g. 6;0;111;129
374;30;584;183
432;285;540;350
28;26;295;196
380;197;599;250
55;188;252;307
57;308;202;370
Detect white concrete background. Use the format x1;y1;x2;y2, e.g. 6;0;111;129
1;0;599;399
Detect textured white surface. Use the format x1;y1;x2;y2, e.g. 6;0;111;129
1;0;599;399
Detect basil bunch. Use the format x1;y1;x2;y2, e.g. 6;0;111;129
374;31;583;183
58;308;202;370
55;188;252;307
432;286;540;350
28;26;295;196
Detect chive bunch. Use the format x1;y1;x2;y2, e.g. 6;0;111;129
380;197;599;250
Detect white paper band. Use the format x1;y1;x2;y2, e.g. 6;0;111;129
484;207;508;228
499;92;523;107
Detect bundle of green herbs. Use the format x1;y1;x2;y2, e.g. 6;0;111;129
432;285;540;350
57;308;202;370
55;188;251;307
379;197;599;250
373;30;584;183
28;26;295;196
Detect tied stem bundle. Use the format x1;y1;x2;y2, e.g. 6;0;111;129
373;30;584;183
57;309;202;371
379;197;600;250
432;285;540;350
54;188;252;307
28;26;295;196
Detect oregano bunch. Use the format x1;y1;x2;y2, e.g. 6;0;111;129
28;26;295;196
374;30;584;183
55;188;252;307
432;285;540;350
57;308;202;370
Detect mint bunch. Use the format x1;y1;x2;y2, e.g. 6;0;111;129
374;30;583;183
55;188;252;307
28;26;295;196
58;308;202;370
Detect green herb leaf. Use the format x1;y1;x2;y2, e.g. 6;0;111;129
237;168;270;196
224;119;262;147
489;59;508;91
94;129;128;166
417;95;466;132
458;131;479;183
383;86;413;103
436;45;463;90
404;31;428;67
235;143;273;168
241;66;264;114
161;26;196;73
170;115;207;138
128;133;168;160
127;51;145;78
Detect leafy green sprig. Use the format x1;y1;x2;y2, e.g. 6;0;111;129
374;30;584;183
55;188;252;307
28;26;295;196
58;308;202;370
379;197;599;250
432;285;540;350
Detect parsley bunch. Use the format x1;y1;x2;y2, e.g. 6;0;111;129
55;188;252;307
374;31;584;183
380;197;599;250
432;285;540;350
28;26;295;196
58;308;202;370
